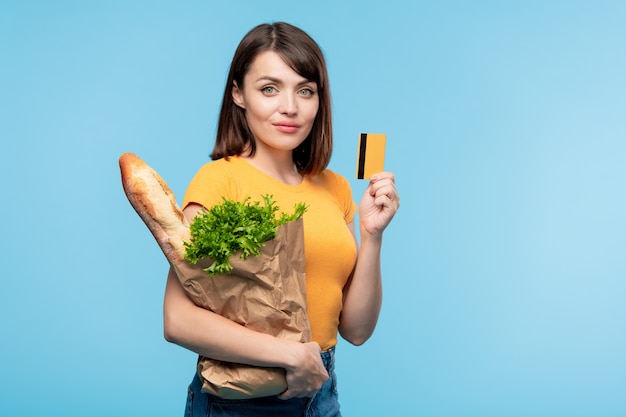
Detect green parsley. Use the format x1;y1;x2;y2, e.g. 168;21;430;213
183;195;307;276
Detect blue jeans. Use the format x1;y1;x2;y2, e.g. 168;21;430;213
184;347;341;417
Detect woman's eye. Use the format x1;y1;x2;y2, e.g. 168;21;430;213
299;88;315;96
262;86;277;94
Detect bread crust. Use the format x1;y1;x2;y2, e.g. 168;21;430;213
119;152;190;261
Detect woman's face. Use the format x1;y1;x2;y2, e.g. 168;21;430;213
232;50;319;158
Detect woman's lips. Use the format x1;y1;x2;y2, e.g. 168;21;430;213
274;122;300;133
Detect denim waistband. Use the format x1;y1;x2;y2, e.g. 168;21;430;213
320;346;335;371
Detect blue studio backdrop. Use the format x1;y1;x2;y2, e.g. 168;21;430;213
1;1;625;416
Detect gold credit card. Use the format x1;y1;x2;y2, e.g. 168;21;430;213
356;133;386;179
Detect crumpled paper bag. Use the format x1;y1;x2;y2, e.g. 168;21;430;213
171;217;311;399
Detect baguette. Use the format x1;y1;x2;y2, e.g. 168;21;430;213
119;152;190;261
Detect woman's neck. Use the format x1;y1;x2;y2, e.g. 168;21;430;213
242;151;303;186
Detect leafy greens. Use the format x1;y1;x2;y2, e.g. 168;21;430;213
183;195;307;276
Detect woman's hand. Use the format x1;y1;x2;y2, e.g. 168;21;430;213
359;172;400;238
277;342;328;400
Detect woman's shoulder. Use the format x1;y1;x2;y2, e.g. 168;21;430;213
314;167;352;190
186;157;244;192
312;168;357;218
194;156;237;172
189;156;244;181
183;157;243;209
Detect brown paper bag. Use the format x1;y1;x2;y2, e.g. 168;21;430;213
171;217;311;399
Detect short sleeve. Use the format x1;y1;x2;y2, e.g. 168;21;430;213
181;160;237;210
324;170;358;224
340;176;358;224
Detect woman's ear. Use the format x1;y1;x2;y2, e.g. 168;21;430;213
232;81;246;109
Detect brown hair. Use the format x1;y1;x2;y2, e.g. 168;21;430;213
211;22;332;175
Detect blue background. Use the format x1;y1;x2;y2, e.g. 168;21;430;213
2;1;625;416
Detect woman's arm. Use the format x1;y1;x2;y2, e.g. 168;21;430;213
163;203;328;399
338;172;400;345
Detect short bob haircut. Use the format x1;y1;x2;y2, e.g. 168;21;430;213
211;22;332;176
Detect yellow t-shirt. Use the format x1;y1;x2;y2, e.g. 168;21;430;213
181;156;358;350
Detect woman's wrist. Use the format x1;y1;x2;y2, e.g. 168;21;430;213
359;225;384;248
261;336;299;370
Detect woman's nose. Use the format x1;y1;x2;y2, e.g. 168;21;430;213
279;93;297;115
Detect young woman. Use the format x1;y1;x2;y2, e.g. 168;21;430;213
163;22;400;417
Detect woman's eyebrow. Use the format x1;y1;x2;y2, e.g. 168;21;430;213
255;76;281;83
254;76;315;86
